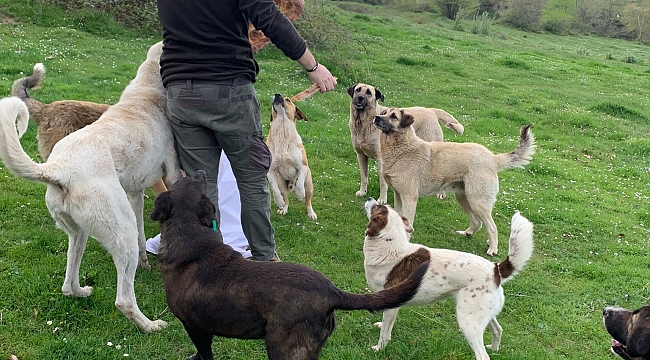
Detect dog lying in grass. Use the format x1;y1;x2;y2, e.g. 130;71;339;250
150;170;429;360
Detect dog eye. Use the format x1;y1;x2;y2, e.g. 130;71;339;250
356;87;361;93
390;113;397;119
366;89;372;95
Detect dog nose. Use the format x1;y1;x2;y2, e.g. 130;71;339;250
273;94;283;103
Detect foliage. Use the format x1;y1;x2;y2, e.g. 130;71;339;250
435;0;479;19
621;2;650;41
500;0;544;31
541;0;576;34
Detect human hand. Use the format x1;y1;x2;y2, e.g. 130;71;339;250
307;63;337;93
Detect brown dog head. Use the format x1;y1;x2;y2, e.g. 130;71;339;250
151;170;217;230
603;305;650;359
270;93;307;123
364;198;413;238
373;107;414;135
347;83;384;112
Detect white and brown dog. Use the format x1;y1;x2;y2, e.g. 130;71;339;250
347;83;464;204
0;42;180;332
363;198;534;360
266;93;316;219
374;108;535;255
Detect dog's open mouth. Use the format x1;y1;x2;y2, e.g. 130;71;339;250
353;101;366;110
611;339;629;358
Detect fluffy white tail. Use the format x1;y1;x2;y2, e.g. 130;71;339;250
0;97;61;185
497;211;534;284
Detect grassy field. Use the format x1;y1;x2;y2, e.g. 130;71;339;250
0;1;649;359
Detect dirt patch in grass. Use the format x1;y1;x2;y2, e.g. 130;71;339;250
0;12;19;24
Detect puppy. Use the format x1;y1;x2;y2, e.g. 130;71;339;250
374;108;535;255
266;93;316;219
0;42;181;332
363;198;534;360
603;305;650;359
150;171;429;360
11;63;168;195
347;83;464;204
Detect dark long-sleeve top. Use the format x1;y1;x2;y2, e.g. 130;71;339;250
157;0;308;87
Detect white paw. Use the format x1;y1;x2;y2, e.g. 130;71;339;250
371;345;381;352
377;197;387;205
63;285;93;298
142;319;168;333
373;322;383;329
296;189;305;201
277;207;288;216
456;230;472;237
356;190;367;197
139;259;151;271
307;209;317;220
486;247;498;256
436;191;446;200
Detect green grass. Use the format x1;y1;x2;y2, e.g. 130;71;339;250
1;1;650;359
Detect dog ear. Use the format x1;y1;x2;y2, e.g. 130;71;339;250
347;84;357;97
197;198;217;228
151;192;173;221
294;105;309;121
401;216;414;234
628;322;650;357
375;88;384;102
399;111;415;128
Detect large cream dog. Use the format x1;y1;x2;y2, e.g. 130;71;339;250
0;42;181;332
374;108;535;255
266;93;317;219
347;83;464;204
363;198;534;360
11;63;168;195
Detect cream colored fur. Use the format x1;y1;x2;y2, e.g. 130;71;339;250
266;94;316;219
363;198;534;360
347;83;464;204
0;41;180;332
374;108;535;255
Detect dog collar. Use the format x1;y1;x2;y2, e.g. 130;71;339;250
211;220;217;232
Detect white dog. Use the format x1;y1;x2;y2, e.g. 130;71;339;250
0;42;181;332
266;93;317;219
362;198;534;360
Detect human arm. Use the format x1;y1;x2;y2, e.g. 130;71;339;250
296;48;337;93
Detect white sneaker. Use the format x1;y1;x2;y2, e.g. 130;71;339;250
146;233;161;255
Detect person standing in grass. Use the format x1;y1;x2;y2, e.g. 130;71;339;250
156;0;337;261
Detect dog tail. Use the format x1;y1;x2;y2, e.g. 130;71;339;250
0;97;63;185
432;108;464;135
333;261;428;312
11;63;46;123
494;125;535;171
496;212;534;285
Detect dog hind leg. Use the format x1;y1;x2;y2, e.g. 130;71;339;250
372;307;400;351
304;169;317;220
267;171;288;214
485;318;502;352
454;191;483;237
61;229;92;297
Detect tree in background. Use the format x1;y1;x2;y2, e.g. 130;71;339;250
435;0;480;19
621;1;650;41
541;0;576;34
500;0;544;30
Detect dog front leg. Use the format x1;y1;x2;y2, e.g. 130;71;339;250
182;321;215;360
127;191;150;270
355;152;369;197
295;165;308;202
372;307;400;351
377;158;388;205
267;171;288;215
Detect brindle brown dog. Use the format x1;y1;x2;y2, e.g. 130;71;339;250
151;170;429;360
603;305;650;360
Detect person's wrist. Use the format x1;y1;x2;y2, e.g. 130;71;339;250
305;62;319;73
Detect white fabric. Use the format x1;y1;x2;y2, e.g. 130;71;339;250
147;153;252;258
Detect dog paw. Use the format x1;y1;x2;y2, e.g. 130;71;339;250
139;259;151;271
373;322;383;329
486;248;498;256
355;190;367;197
277;207;288;216
436;191;446;200
456;230;473;237
371;343;387;352
307;209;317;220
63;285;93;298
377;197;387;205
142;319;168;333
